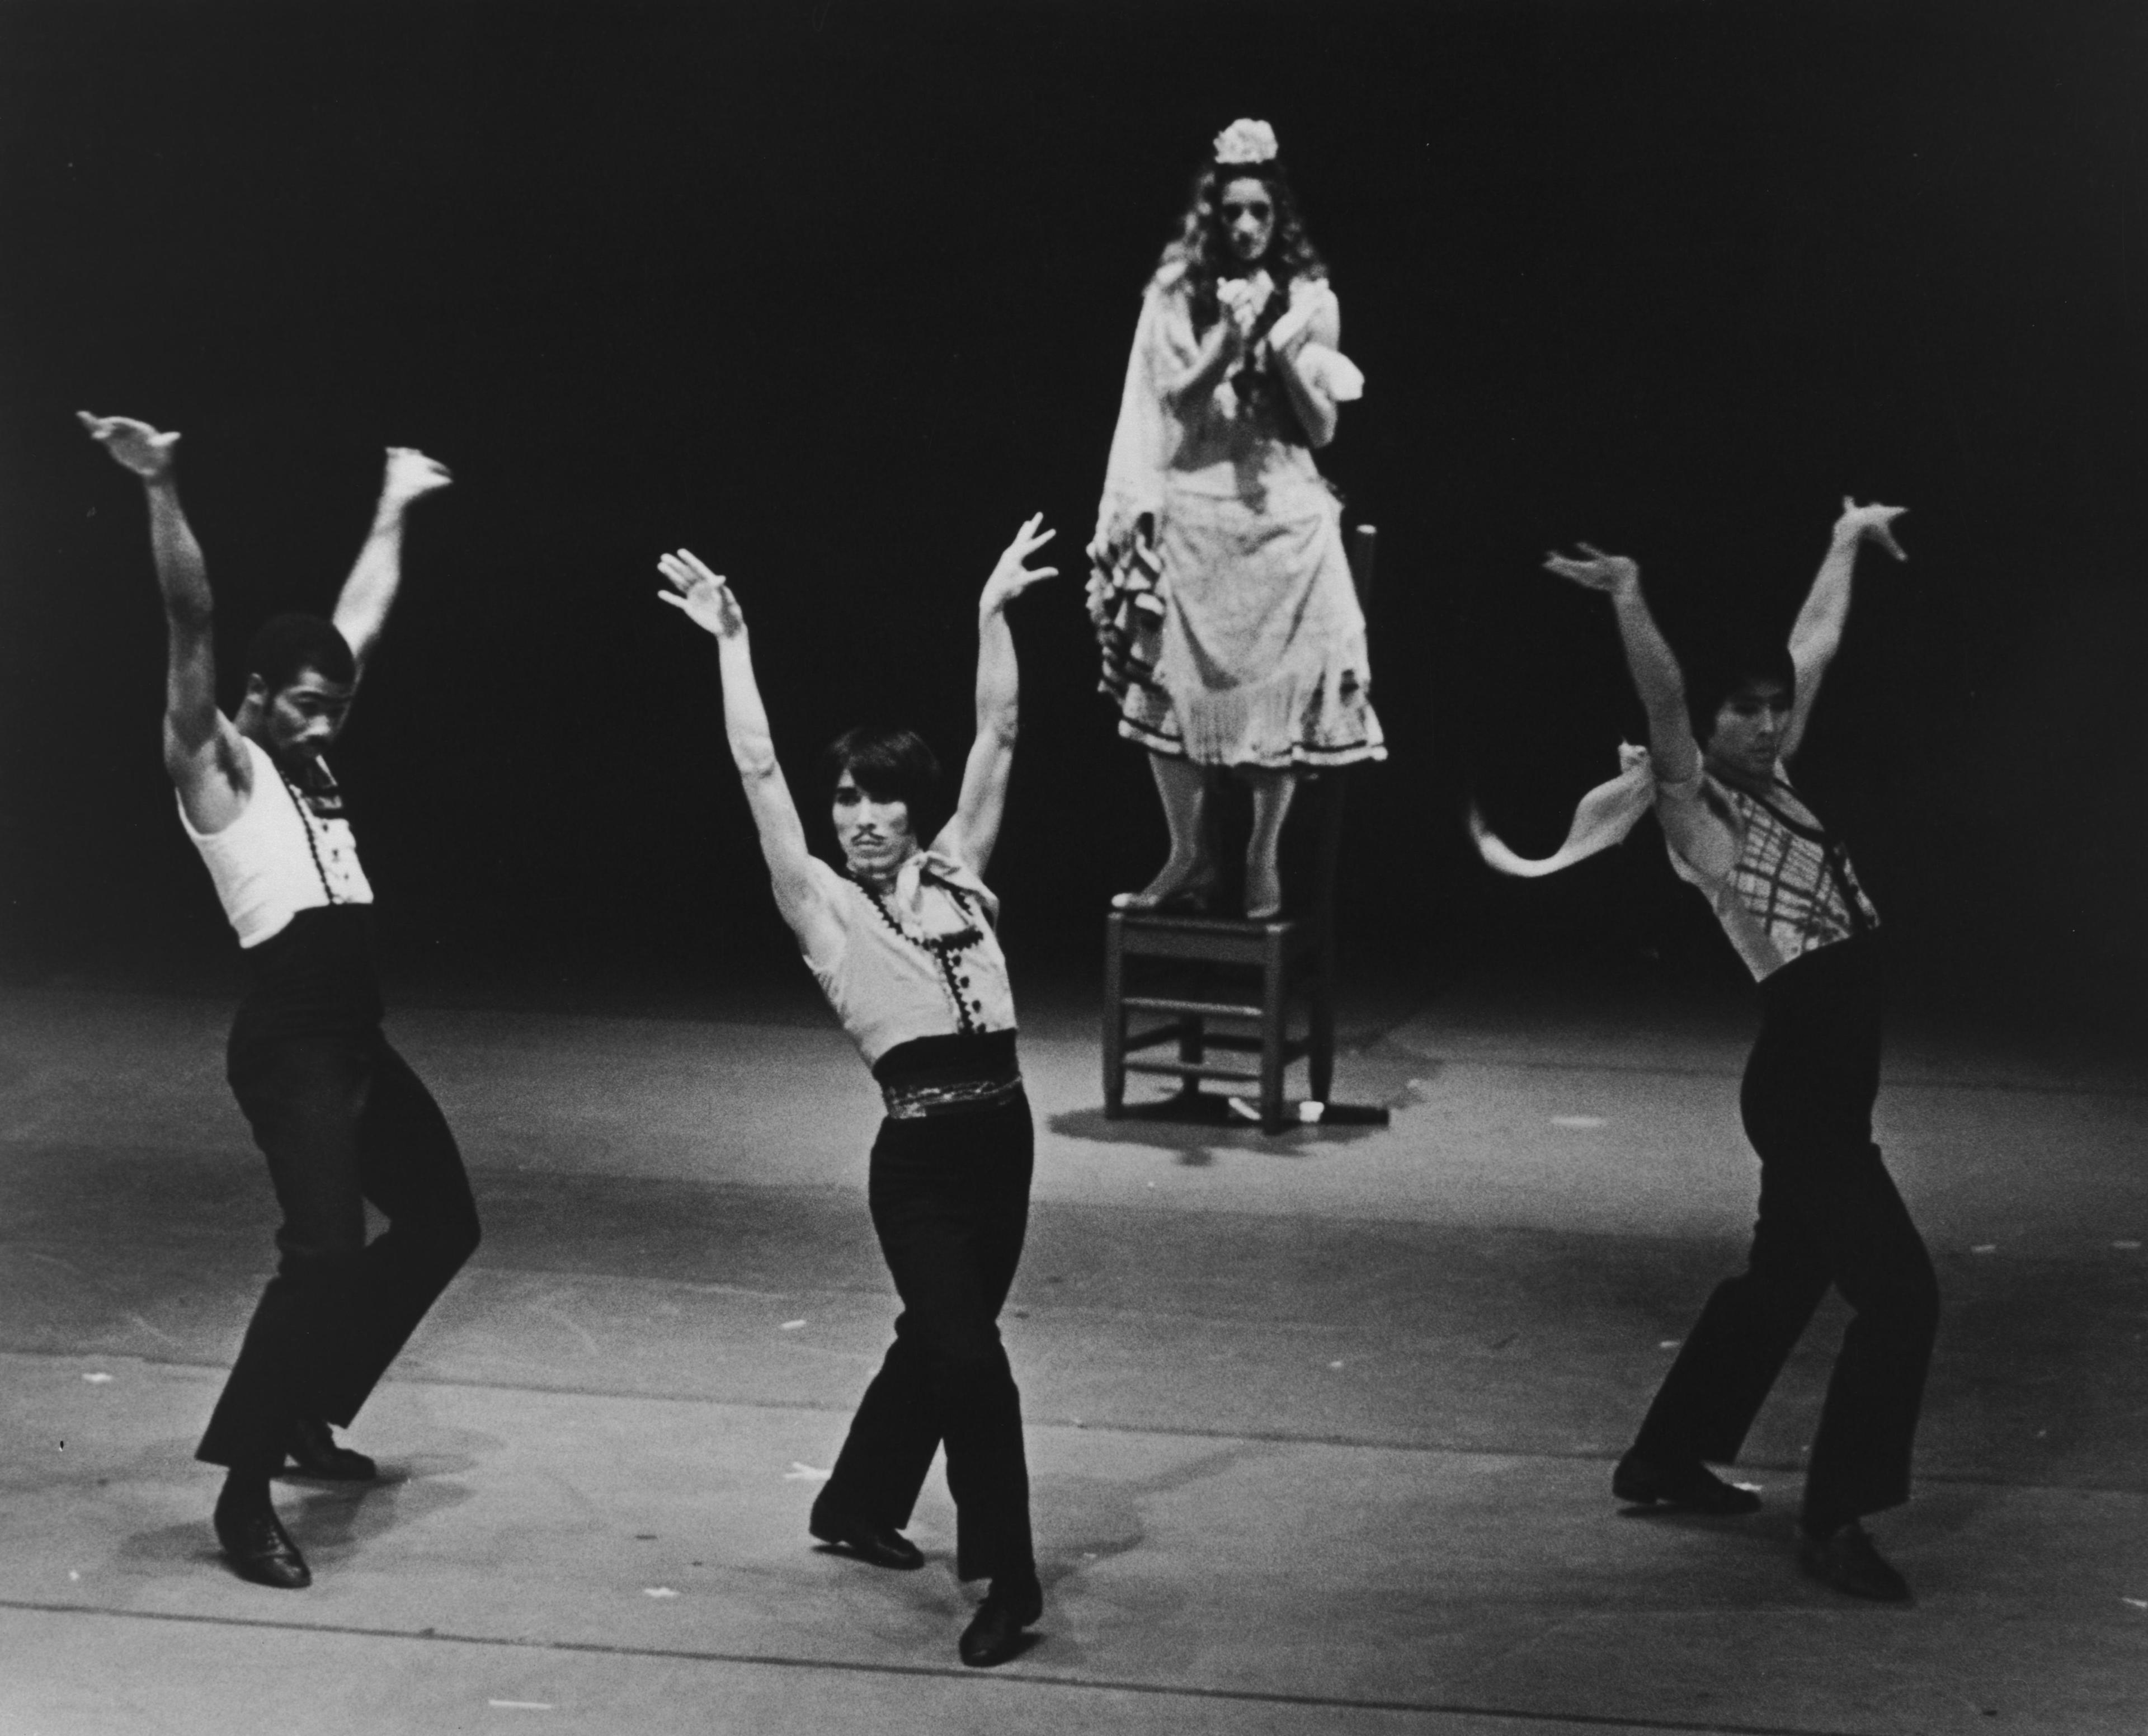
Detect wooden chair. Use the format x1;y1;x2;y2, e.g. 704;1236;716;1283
1101;523;1388;1134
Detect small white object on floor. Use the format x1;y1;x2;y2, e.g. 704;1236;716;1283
82;1372;112;1384
784;1461;831;1482
643;1587;679;1599
779;1319;805;1330
1227;1098;1326;1123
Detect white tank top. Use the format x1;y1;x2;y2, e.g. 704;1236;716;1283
178;736;374;948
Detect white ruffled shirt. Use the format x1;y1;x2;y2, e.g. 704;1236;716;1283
799;851;1018;1066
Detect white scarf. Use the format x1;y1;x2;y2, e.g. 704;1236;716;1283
1470;744;1659;877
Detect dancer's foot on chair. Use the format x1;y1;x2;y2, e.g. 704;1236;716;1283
1612;1450;1762;1515
284;1417;378;1482
808;1494;926;1570
214;1474;312;1589
959;1567;1043;1667
1111;858;1216;914
1242;858;1284;922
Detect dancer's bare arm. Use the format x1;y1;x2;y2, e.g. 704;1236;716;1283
1268;288;1341;448
936;516;1059;877
333;447;454;683
656;549;836;950
1782;498;1907;760
1543;544;1724;870
1159;304;1247;414
78;412;251;832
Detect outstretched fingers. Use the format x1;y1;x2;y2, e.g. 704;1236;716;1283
78;411;180;476
1841;497;1910;562
657;548;720;591
383;448;454;498
988;515;1060;598
654;548;744;637
1542;548;1612;590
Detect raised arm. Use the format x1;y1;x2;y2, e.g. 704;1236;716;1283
1544;544;1701;788
1781;497;1907;760
655;549;832;947
78;412;252;831
332;447;454;681
934;515;1060;877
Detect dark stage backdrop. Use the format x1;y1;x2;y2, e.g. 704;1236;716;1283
3;2;2142;1024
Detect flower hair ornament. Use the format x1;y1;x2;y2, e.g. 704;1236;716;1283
1212;117;1279;169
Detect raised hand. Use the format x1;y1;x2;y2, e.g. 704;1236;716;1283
380;448;454;509
1543;542;1640;595
1834;497;1909;562
78;412;180;480
656;549;747;641
979;514;1059;615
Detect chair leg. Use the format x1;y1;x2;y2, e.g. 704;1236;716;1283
1309;934;1336;1105
1177;1012;1206;1102
1103;915;1126;1117
1260;928;1288;1133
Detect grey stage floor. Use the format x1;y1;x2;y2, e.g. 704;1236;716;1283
2;971;2144;1734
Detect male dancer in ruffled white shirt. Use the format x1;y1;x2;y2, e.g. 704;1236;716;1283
80;411;481;1589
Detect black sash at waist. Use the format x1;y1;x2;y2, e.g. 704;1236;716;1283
872;1029;1021;1120
230;905;384;1048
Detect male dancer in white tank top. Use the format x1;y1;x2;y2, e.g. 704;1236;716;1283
80;411;482;1589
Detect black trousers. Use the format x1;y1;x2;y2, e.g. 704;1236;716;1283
197;1027;481;1471
1630;937;1939;1532
822;1090;1035;1581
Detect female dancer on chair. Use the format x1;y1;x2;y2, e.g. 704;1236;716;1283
656;517;1057;1667
1090;117;1383;919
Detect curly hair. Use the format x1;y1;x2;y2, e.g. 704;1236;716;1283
1155;158;1328;338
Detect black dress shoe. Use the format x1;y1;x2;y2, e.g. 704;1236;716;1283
1612;1451;1763;1515
808;1498;925;1570
1800;1522;1911;1602
284;1417;378;1482
958;1572;1043;1668
214;1493;312;1589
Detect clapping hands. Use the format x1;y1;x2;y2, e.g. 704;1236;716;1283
1217;271;1275;340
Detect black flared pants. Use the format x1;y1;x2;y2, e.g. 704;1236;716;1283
1630;937;1939;1532
823;1091;1035;1581
197;1028;482;1470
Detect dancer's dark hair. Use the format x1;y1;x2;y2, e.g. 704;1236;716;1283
244;613;356;694
823;726;948;836
1686;640;1797;748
